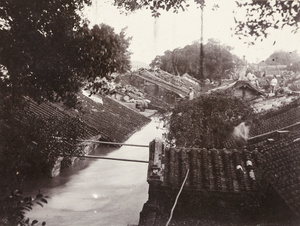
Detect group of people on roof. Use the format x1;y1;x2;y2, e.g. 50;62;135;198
243;70;289;96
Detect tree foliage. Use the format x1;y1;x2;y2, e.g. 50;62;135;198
0;0;132;224
0;189;48;226
0;0;132;182
165;94;253;148
78;24;132;95
0;0;89;106
234;1;300;41
114;0;205;17
0;0;131;184
150;39;240;81
204;39;236;81
114;0;300;41
0;0;131;107
265;50;300;66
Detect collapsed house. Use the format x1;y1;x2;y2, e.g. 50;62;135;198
139;97;300;225
119;69;200;109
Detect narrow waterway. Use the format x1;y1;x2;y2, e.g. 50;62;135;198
25;118;164;226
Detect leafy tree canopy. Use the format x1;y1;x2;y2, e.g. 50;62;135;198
0;1;131;223
75;24;131;96
265;50;300;66
114;0;205;17
0;0;89;106
165;94;254;148
150;39;241;81
113;0;300;40
0;0;131;107
235;1;300;41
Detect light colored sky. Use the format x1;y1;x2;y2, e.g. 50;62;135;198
83;0;300;65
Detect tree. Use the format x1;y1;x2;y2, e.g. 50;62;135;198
286;61;300;73
150;40;240;81
75;24;132;95
149;55;163;69
234;1;300;41
0;0;132;182
265;50;300;66
113;0;300;41
0;0;90;106
114;0;205;17
203;39;235;82
1;189;48;226
0;0;132;181
0;1;131;224
0;0;131;107
165;94;254;148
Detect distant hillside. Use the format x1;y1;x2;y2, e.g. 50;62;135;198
131;60;149;70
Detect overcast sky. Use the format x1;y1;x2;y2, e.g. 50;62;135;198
83;0;300;65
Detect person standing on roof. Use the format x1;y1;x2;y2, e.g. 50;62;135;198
247;71;260;88
188;86;194;100
270;75;278;94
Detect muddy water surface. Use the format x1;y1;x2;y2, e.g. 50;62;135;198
25;119;164;226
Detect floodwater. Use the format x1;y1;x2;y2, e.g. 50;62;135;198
25;118;164;226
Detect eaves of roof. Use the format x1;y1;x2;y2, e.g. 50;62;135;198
148;143;264;195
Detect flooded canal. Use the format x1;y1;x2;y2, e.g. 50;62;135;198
25;118;164;226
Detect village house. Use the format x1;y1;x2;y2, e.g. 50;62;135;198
208;80;265;100
139;96;300;225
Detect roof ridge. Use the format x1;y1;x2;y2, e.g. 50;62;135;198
249;121;300;141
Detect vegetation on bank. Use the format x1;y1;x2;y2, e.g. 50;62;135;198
164;94;254;148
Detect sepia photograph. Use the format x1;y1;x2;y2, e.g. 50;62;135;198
1;0;300;225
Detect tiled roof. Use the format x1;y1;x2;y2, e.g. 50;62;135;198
141;97;300;224
208;81;264;96
250;98;300;137
141;140;271;226
229;97;300;218
25;97;99;137
26;92;150;142
233;80;264;95
136;70;189;97
247;123;300;217
248;122;300;150
148;141;264;194
264;140;300;217
76;92;151;142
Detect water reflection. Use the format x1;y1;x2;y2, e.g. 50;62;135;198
25;118;163;226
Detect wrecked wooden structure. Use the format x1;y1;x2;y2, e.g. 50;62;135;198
120;69;200;108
